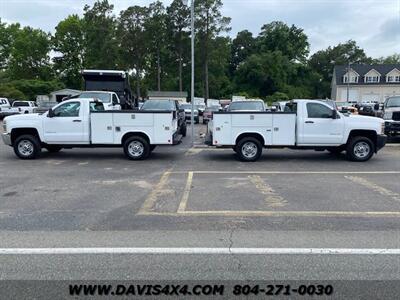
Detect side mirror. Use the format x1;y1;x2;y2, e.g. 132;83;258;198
48;108;55;118
332;110;338;119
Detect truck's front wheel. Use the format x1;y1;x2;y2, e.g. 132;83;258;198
14;134;41;159
236;137;262;162
346;136;374;162
123;136;150;160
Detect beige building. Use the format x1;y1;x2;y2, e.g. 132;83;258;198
331;64;400;103
147;91;188;104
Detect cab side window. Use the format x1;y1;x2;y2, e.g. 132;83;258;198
53;102;80;117
90;102;105;112
112;94;119;104
307;103;333;118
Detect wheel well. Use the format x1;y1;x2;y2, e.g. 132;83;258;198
121;132;150;145
347;130;377;148
236;132;265;146
11;128;40;144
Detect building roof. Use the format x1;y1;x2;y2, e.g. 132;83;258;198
334;64;400;85
148;91;188;98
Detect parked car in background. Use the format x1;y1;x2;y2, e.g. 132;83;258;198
226;100;266;112
0;98;19;119
202;106;220;124
141;100;186;137
11;101;37;114
180;103;199;124
196;104;206;116
358;105;376;117
382;96;400;136
77;91;121;110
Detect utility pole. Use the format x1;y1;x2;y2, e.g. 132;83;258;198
347;61;350;102
182;0;195;146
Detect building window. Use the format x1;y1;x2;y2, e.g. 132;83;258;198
365;76;379;83
387;75;400;83
343;75;358;83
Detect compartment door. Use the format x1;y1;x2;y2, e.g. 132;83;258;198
272;114;296;145
90;113;114;144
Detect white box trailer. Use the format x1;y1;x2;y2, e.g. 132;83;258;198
206;99;387;162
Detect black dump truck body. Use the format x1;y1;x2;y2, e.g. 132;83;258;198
82;70;135;109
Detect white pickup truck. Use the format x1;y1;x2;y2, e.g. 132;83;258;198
206;99;387;162
2;98;182;160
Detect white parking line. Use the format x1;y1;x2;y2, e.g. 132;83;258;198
0;247;400;255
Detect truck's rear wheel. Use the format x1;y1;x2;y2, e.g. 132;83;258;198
346;136;374;162
236;137;262;162
14;134;41;159
123;136;150;160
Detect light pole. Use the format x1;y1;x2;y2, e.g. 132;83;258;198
346;61;351;102
182;0;195;146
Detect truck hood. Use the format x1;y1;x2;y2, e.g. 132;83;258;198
5;113;41;121
346;114;381;122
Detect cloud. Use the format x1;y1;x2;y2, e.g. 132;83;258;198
0;0;399;57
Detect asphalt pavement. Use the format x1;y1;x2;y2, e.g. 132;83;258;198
0;120;400;292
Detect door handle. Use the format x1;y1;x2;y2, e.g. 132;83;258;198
305;121;314;124
73;120;82;122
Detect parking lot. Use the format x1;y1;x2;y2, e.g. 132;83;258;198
1;120;400;281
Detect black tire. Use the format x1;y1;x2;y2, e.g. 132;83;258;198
13;134;41;159
236;137;262;162
346;136;374;162
123;136;150;160
45;145;62;153
180;124;187;137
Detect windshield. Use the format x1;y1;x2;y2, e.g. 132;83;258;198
141;100;175;110
180;104;193;110
228;101;264;111
13;101;29;107
386;97;400;108
78;92;111;103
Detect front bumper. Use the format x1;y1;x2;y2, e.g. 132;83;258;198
376;134;387;152
385;121;400;133
1;133;12;146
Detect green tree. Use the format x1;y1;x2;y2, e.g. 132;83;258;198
166;0;190;92
373;53;400;64
53;15;84;89
145;1;167;91
8;26;52;80
230;30;256;74
0;20;20;71
118;6;149;99
83;0;118;69
257;21;309;62
309;40;372;97
195;0;231;101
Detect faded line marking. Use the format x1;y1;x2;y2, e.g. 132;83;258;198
177;172;194;212
137;170;172;214
345;176;400;202
248;175;287;207
93;179;152;189
185;148;203;156
45;160;65;165
0;247;399;255
188;171;400;175
139;210;400;217
78;162;89;166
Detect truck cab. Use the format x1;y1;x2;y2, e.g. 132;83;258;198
382;96;400;136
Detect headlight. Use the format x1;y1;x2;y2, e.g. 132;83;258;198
383;112;392;120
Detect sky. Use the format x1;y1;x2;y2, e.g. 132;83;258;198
0;0;399;58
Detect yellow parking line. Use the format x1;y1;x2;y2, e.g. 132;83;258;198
177;172;194;212
345;176;400;202
140;210;400;217
137;170;172;214
248;175;288;208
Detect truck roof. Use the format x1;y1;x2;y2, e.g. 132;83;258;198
82;70;126;77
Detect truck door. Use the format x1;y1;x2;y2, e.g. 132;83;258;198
43;101;86;143
299;102;344;144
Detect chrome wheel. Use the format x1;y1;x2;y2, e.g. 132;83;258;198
128;141;144;157
18;140;34;157
241;142;258;159
353;141;370;159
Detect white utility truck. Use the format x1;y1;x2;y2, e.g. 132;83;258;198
2;99;183;160
206;99;386;162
